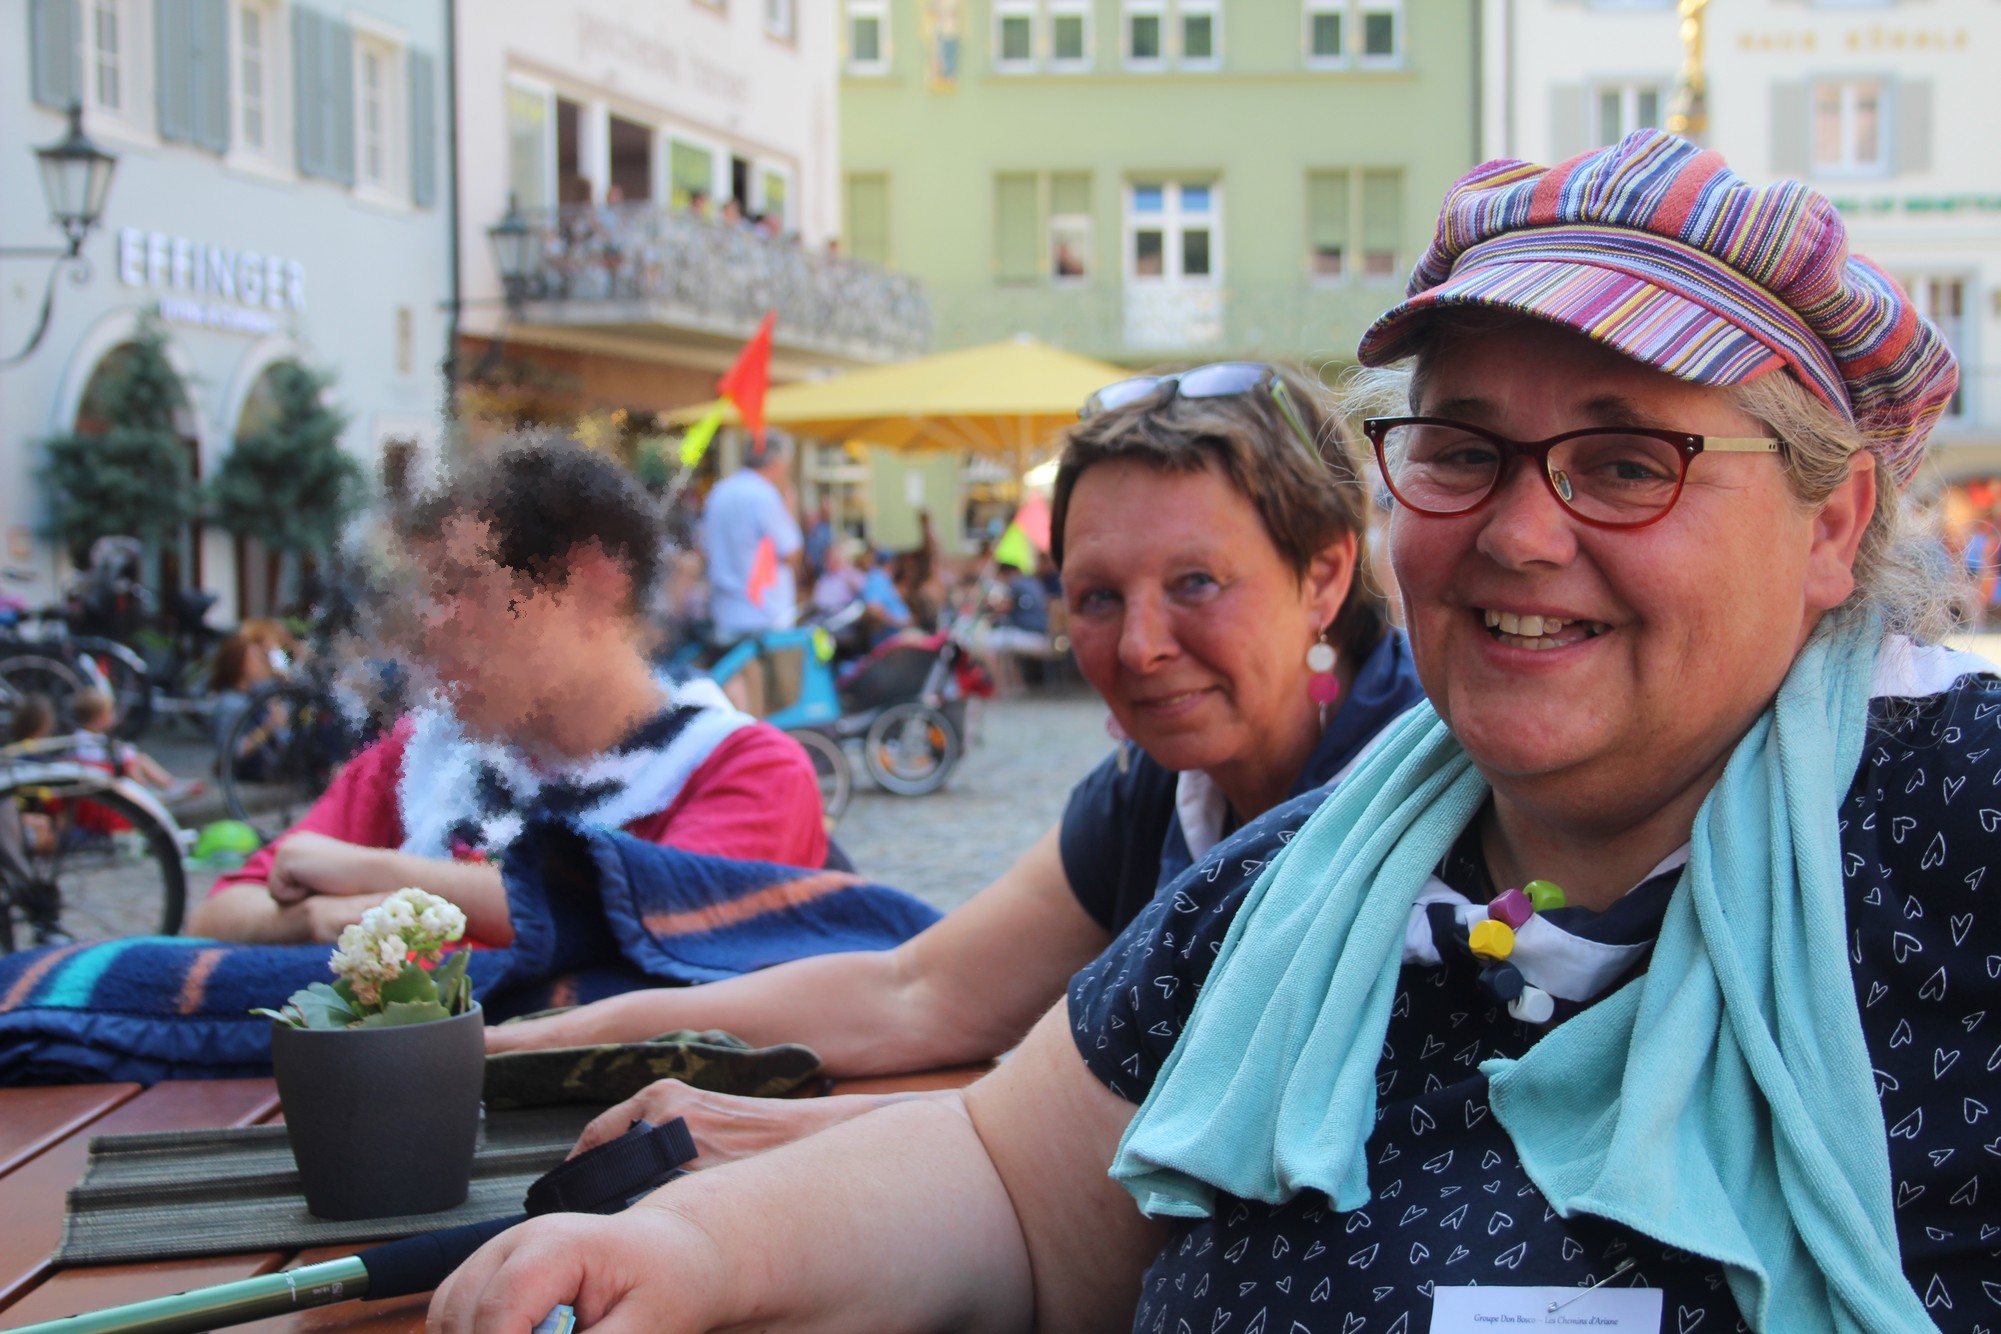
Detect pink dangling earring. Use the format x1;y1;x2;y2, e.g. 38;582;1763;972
1307;633;1341;708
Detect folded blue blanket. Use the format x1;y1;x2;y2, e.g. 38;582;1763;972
0;819;940;1085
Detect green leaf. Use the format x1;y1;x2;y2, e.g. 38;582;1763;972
249;1006;300;1028
431;949;472;1014
358;1000;452;1028
285;982;360;1030
378;962;439;1008
330;977;360;1008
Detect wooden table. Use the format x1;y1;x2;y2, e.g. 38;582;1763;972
0;1068;985;1333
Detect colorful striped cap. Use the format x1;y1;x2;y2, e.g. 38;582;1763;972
1357;131;1959;488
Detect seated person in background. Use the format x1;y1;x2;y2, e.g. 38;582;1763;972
185;437;828;948
487;362;1426;1174
978;552;1058;691
68;687;203;803
5;692;56;749
207;631;289;781
856;548;915;646
436;133;1997;1334
808;538;865;619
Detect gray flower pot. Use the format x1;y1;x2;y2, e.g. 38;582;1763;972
270;1003;485;1220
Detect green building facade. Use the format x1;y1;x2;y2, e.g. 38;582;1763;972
840;0;1484;371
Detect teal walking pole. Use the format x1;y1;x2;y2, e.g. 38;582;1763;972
5;1255;371;1334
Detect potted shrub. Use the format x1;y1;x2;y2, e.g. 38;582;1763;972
258;888;484;1220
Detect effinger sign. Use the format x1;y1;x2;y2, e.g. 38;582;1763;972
116;228;306;335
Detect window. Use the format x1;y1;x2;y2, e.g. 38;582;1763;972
1306;3;1343;65
1127;181;1219;283
764;0;796;40
759;166;792;232
995;173;1041;281
847;0;889;74
1180;0;1218;67
238;4;268;151
1358;0;1400;64
395;306;414;375
1360;169;1402;277
1901;276;1967;417
1813;79;1889;174
1306;170;1349;279
1050;0;1090;68
1050;173;1091;282
1596;83;1663;146
358;44;389;187
995;0;1036;71
90;0;121;112
608;115;652;202
670;138;717;210
1125;1;1164;68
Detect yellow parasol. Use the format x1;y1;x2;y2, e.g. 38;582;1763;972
661;336;1128;457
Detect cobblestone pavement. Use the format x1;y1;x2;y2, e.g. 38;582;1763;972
835;690;1112;913
100;690;1112;931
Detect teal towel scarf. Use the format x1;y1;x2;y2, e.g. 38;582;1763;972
1111;614;1935;1333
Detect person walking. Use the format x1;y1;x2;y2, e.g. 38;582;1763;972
699;432;803;714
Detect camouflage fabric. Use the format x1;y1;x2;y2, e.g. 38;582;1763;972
483;1022;824;1111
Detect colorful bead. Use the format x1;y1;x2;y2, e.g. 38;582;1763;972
1480;961;1525;1002
1468;919;1515;960
1509;985;1555;1024
1523;879;1567;912
1308;674;1343;705
1487;887;1533;929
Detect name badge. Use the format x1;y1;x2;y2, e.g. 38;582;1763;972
1429;1284;1663;1332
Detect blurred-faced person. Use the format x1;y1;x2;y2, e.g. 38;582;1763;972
187;438;828;947
486;364;1426;1172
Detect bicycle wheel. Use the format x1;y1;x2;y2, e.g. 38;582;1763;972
0;781;186;950
0;653;93;727
862;702;961;797
73;637;155;740
220;684;354;842
788;727;853;828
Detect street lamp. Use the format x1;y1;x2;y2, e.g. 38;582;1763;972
2;103;119;369
486;194;535;311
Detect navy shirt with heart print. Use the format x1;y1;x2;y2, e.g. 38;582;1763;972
1069;671;2001;1334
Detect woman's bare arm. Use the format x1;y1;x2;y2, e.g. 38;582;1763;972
486;827;1110;1077
429;1003;1160;1333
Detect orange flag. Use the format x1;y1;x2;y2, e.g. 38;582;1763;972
718;311;778;446
746;535;780;608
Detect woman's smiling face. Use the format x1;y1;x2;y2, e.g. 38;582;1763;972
1391;320;1872;813
1061;458;1351;779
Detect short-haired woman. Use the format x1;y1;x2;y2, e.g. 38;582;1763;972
485;364;1426;1168
433;133;1997;1334
186;439;828;946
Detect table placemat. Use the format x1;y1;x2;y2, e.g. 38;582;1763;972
55;1104;601;1265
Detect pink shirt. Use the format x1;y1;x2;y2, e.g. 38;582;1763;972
213;717;830;946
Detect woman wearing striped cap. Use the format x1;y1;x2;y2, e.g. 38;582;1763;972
431;132;1988;1334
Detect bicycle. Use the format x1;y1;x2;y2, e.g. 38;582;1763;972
0;607;153;740
0;735;189;951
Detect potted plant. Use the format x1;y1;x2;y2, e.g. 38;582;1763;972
258;888;484;1220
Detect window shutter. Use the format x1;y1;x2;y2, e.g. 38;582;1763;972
294;7;324;177
1306;169;1349;256
846;173;890;266
408;49;438;206
1050;172;1090;218
30;0;82;110
995;173;1041;282
1361;170;1402;253
156;0;197;143
1769;81;1809;177
324;17;355;185
195;0;229;152
1548;84;1591;162
1895;80;1932;176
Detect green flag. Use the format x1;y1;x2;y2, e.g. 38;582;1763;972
993;522;1036;573
679;403;728;468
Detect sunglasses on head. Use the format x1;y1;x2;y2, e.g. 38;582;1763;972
1079;362;1320;460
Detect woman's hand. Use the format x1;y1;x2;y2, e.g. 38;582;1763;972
428;1205;726;1334
266;832;388;904
570;1082;896;1169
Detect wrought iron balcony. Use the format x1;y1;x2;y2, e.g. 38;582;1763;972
500;203;931;363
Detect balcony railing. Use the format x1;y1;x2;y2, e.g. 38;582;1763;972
504;204;932;363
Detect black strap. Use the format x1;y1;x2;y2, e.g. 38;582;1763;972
522;1118;699;1217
